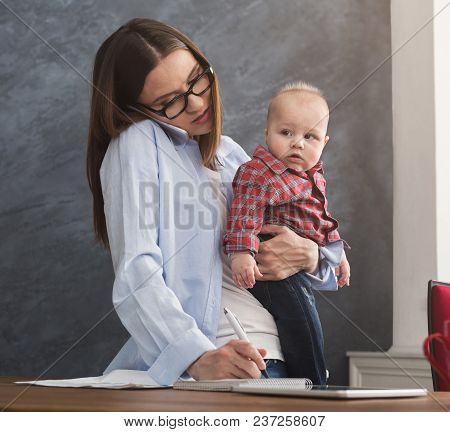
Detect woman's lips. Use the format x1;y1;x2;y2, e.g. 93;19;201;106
192;107;210;125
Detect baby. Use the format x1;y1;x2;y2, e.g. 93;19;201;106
222;81;350;383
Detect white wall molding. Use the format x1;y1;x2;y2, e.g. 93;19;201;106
347;351;433;390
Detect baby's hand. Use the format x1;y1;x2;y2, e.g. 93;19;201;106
335;251;350;288
230;252;263;289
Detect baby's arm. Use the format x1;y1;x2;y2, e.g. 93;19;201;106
223;162;272;260
230;251;264;289
336;250;350;287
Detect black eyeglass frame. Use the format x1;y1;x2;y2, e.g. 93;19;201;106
141;66;215;120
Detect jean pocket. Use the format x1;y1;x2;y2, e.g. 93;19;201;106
287;276;315;306
264;359;274;367
294;271;312;289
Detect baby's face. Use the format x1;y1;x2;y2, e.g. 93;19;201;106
266;91;329;172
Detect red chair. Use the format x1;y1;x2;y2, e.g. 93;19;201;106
424;280;450;391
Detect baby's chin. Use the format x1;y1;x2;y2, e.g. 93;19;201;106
285;159;321;173
284;159;307;172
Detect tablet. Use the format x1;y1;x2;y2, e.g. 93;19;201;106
235;384;428;399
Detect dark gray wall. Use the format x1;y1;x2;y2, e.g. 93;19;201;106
0;0;392;384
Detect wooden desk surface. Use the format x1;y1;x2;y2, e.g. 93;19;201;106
1;377;449;412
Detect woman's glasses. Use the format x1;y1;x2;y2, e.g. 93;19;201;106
140;66;215;120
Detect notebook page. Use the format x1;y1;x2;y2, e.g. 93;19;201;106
14;369;168;389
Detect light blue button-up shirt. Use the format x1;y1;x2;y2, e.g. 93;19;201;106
100;119;340;385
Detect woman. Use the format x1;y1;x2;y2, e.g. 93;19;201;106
86;18;334;386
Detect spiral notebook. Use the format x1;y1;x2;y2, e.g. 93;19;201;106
173;378;312;392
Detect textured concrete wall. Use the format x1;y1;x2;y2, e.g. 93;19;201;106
0;0;392;384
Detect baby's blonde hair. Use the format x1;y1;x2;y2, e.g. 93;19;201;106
268;81;329;121
278;80;325;98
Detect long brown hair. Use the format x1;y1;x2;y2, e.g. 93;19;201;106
86;18;223;250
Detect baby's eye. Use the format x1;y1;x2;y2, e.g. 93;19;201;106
280;129;293;136
304;133;316;140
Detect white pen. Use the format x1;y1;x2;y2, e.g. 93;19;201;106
223;307;270;378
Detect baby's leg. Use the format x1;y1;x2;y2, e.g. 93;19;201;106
251;273;327;384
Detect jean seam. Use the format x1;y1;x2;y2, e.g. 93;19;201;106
286;277;315;343
301;285;315;306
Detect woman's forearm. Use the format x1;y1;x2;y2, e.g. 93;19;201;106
255;225;319;280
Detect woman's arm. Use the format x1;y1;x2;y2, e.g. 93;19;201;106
101;122;217;385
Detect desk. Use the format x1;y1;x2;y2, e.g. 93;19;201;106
1;377;449;412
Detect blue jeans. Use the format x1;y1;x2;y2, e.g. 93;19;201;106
264;359;289;378
251;234;327;384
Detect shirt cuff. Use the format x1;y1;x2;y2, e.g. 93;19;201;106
318;241;344;268
146;327;216;385
304;241;344;291
223;234;259;256
228;250;255;259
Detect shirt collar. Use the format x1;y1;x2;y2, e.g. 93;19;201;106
252;145;323;176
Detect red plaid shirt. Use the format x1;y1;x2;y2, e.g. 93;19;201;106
223;145;347;256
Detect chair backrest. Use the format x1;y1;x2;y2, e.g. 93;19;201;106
427;280;450;391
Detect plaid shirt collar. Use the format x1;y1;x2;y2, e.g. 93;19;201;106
252;145;323;176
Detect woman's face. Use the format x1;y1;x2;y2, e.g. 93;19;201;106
137;49;213;136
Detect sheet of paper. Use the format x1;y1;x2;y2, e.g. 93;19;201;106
14;369;169;389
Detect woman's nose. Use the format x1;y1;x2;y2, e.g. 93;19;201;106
185;93;205;113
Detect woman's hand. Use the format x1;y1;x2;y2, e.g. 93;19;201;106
186;340;267;380
255;224;319;281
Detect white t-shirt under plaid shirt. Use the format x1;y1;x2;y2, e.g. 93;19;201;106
204;165;285;362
